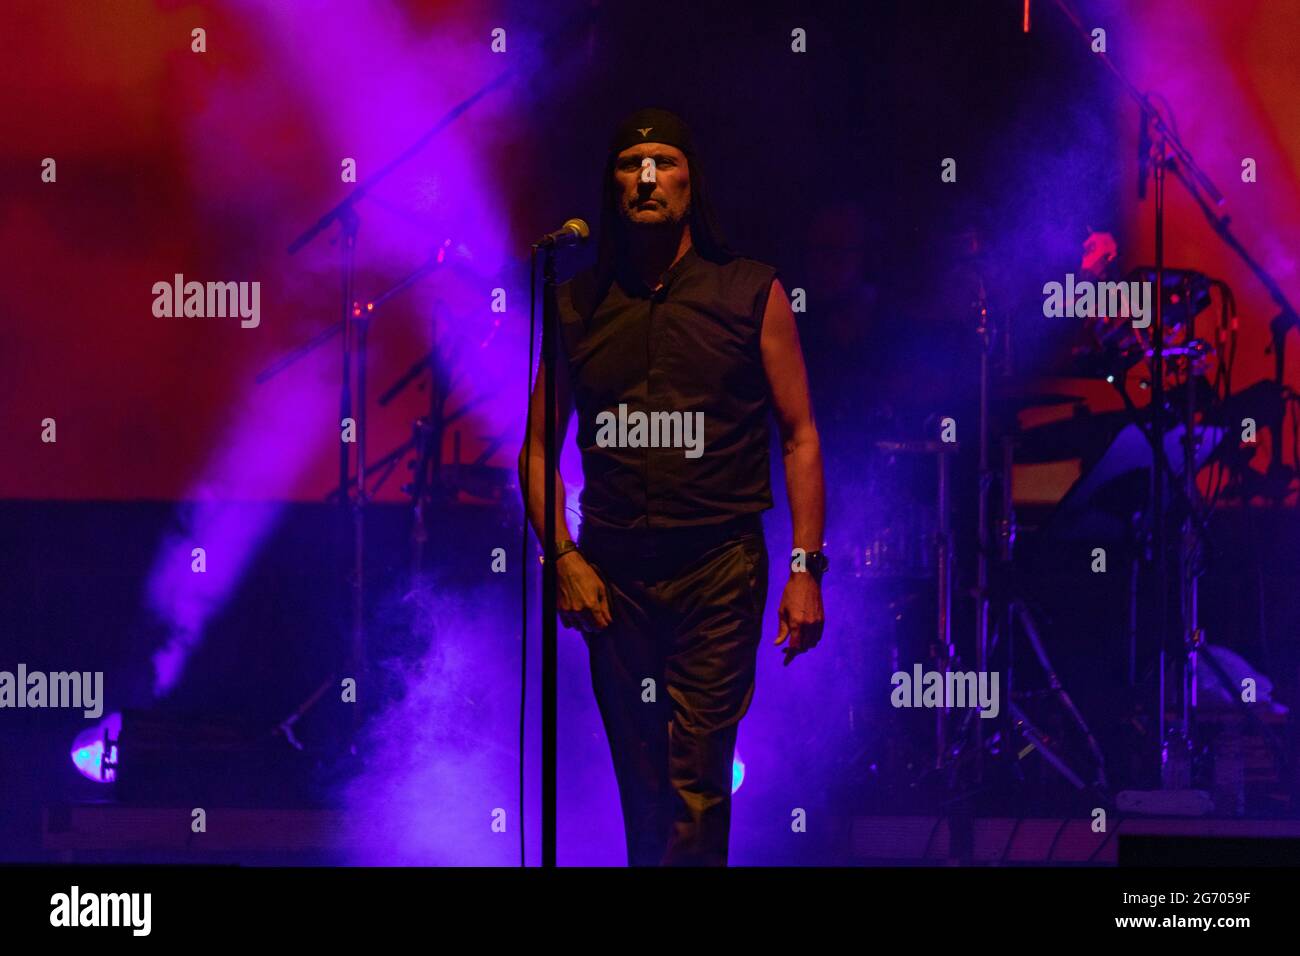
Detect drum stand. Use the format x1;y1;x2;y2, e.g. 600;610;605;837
943;276;1108;801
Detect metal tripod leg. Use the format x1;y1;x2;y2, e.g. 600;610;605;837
1011;599;1109;791
1007;701;1087;790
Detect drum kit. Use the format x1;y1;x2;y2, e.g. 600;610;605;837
830;211;1300;812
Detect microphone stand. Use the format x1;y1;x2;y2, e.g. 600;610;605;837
1048;0;1300;800
535;244;561;868
280;89;511;750
261;242;454;748
524;221;587;866
272;4;602;754
342;210;368;739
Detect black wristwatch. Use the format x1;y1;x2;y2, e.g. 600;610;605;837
798;549;830;584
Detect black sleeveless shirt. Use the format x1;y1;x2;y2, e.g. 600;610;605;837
557;246;779;531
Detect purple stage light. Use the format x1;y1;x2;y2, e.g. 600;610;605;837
70;711;122;783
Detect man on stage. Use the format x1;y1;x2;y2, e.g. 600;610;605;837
520;107;826;866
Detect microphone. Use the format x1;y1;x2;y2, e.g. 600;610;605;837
534;218;590;249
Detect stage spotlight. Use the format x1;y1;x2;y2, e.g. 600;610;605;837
732;752;745;794
70;711;122;783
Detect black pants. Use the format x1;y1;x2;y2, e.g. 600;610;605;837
578;515;769;866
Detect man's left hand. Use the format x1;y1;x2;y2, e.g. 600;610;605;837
774;572;825;666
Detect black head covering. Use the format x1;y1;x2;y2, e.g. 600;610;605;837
584;107;735;320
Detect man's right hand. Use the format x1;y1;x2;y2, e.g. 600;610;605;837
556;550;613;632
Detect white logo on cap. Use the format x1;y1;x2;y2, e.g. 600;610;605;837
637;127;653;138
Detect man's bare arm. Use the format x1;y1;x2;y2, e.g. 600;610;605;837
760;277;826;663
760;278;825;555
517;355;612;631
517;356;575;550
